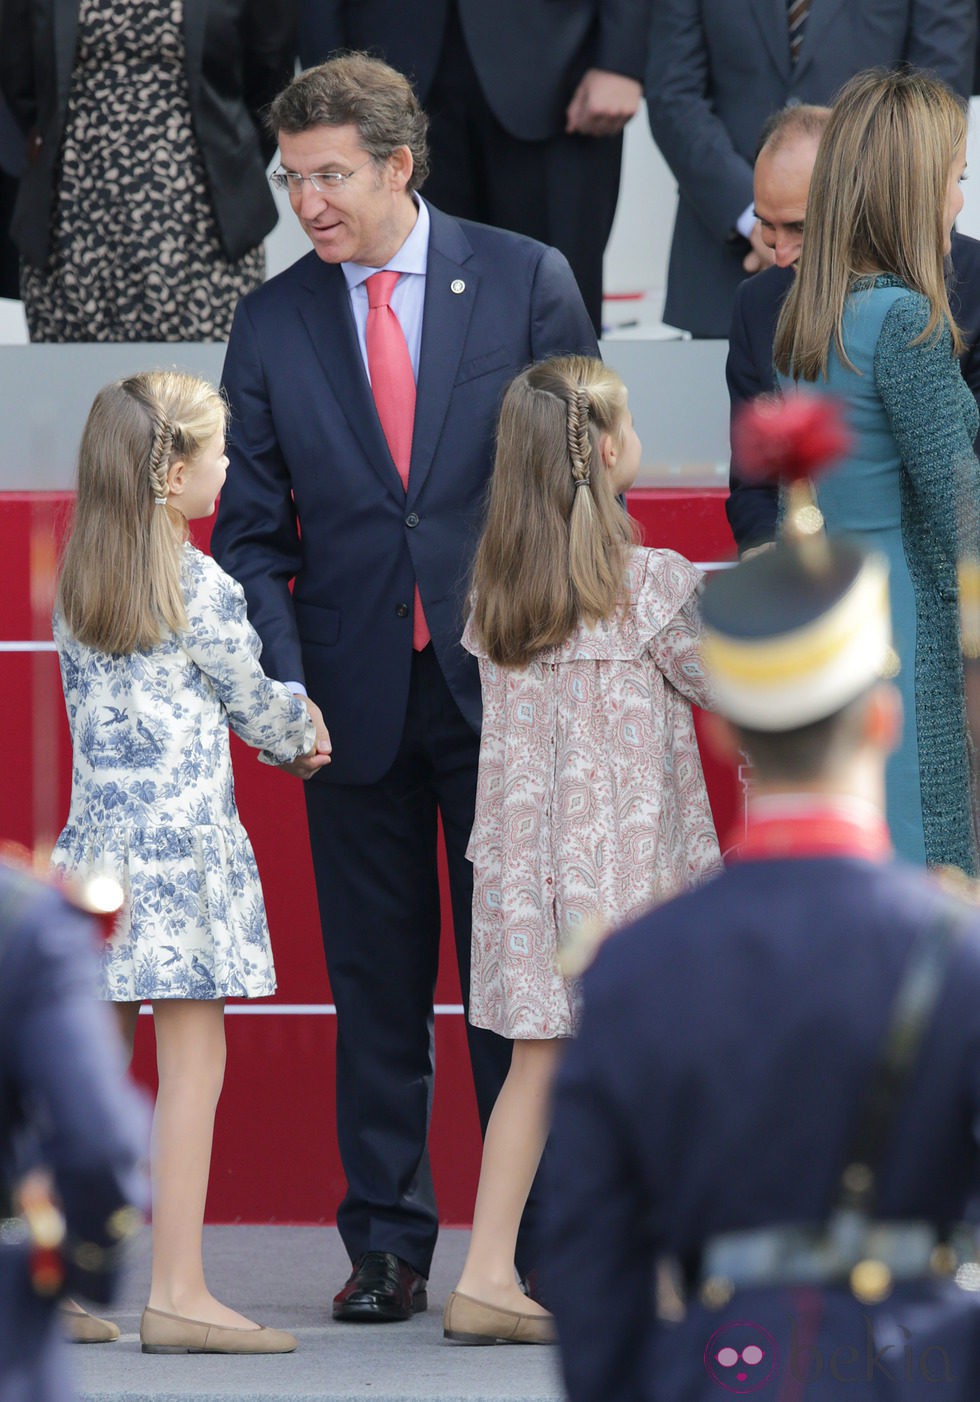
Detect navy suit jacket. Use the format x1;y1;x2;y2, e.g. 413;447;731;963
299;0;649;141
545;857;980;1402
212;204;597;785
726;232;980;552
646;0;976;338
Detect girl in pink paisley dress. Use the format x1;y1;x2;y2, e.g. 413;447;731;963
444;356;721;1344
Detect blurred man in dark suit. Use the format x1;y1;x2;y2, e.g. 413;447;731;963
647;1;976;338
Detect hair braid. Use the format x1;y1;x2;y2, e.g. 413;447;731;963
147;416;174;503
468;354;638;665
57;370;227;654
566;389;592;488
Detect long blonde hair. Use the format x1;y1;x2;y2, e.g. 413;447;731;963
774;68;967;381
469;355;639;667
57;371;228;654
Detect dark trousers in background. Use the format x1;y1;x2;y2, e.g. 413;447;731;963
305;645;539;1279
422;6;622;333
0;173;19;300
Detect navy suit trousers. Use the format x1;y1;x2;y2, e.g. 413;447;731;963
304;645;537;1277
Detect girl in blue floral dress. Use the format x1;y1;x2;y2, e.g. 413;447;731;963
52;371;330;1354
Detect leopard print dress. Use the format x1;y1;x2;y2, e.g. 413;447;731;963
21;0;265;341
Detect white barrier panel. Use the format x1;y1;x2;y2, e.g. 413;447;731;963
0;338;731;492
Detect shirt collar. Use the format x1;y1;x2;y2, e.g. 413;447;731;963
343;196;430;292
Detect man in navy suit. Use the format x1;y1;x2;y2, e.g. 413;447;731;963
544;533;980;1402
298;0;651;331
727;103;980;554
211;53;596;1323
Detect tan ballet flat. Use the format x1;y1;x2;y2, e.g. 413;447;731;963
139;1305;297;1354
442;1290;556;1344
59;1303;120;1343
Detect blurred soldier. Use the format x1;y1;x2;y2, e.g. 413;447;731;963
544;520;980;1400
0;862;146;1401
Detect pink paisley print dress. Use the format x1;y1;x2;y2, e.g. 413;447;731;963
463;547;721;1039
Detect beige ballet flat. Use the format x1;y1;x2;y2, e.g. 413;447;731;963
442;1290;556;1344
59;1303;120;1343
139;1305;297;1354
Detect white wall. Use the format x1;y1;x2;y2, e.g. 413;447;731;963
602;106;675;318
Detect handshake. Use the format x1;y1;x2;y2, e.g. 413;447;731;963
261;695;332;780
289;696;332;779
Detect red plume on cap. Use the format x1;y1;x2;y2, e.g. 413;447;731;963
732;391;851;485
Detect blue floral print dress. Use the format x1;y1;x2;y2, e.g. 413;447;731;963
52;545;315;1001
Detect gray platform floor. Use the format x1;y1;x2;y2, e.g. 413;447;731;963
72;1225;566;1402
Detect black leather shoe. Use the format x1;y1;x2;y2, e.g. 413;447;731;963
332;1251;428;1322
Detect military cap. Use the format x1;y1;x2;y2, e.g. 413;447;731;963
700;540;892;731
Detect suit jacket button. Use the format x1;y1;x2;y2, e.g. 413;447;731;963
406;512;419;528
395;603;409;617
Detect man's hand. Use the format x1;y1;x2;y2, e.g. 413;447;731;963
743;221;775;275
279;697;332;779
566;69;642;138
739;541;777;562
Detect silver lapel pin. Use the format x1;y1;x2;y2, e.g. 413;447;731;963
451;279;465;294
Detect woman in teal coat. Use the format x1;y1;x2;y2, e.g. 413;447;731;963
774;68;979;873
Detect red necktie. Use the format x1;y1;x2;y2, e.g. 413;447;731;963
365;270;429;650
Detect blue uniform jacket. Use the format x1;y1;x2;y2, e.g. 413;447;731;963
0;867;146;1402
545;857;980;1402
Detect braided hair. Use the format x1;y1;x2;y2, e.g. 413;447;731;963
566;389;593;490
57;371;227;654
146;414;174;505
469;355;638;667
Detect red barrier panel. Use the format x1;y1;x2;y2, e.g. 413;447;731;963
0;487;737;1223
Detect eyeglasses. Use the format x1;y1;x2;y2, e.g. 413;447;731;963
270;159;372;194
